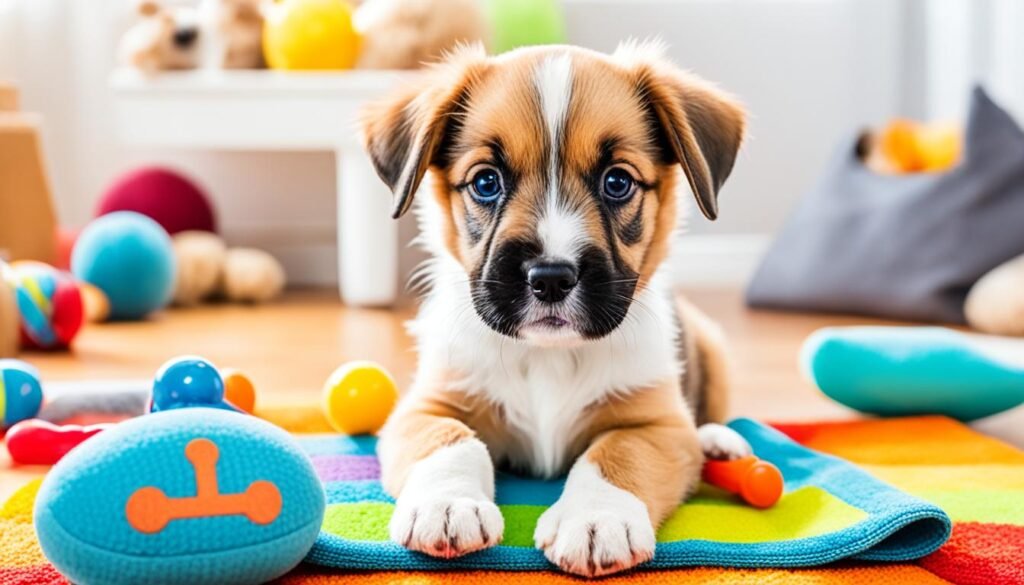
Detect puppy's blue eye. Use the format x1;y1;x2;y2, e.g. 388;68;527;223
470;168;503;203
602;168;636;201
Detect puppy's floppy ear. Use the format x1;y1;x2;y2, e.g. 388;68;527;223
616;42;746;221
361;44;487;219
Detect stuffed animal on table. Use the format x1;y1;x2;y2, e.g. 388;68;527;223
118;0;203;74
354;0;489;69
802;326;1024;421
199;0;266;69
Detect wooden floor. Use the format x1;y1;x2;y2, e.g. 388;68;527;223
2;288;1020;500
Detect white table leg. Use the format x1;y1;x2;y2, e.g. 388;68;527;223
336;148;398;306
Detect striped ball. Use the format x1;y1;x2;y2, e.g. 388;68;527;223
7;262;83;349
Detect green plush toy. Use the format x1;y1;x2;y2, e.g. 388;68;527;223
486;0;566;54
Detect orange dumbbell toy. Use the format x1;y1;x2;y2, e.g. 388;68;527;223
703;455;784;508
322;361;398;435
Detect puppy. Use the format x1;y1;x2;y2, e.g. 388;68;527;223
362;42;750;577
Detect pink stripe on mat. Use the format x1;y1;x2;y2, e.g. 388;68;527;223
310;454;380;482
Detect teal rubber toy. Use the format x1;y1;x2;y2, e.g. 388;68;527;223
35;409;325;585
0;359;43;429
801;326;1024;421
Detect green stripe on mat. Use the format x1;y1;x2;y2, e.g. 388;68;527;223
319;486;868;548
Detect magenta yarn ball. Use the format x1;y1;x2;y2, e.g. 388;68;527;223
98;167;217;235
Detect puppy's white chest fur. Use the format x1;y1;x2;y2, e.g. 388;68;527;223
410;254;681;477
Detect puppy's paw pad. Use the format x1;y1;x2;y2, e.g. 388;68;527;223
390;495;503;558
534;493;655;577
698;423;752;460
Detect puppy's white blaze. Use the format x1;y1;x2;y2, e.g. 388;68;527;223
537;206;586;261
534;54;582;262
534;53;574;217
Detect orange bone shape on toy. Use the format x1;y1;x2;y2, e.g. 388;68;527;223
125;438;282;534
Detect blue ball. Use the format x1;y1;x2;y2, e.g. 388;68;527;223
0;359;43;429
72;211;176;320
152;356;237;412
35;409;326;585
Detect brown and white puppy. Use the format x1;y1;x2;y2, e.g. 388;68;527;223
362;41;750;577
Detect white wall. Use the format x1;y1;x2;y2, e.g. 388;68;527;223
1;0;913;288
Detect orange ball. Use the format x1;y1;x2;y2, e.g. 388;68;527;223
222;368;256;413
322;361;397;435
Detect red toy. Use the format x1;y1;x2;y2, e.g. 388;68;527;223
6;419;112;465
97;167;217;235
703;455;784;508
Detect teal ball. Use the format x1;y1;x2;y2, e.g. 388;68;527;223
0;359;43;429
72;212;176;320
35;409;325;585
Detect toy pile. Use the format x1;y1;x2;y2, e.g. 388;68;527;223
118;0;566;74
748;87;1024;333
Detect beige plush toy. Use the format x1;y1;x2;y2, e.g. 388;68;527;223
199;0;266;69
354;0;489;70
965;253;1024;336
173;231;285;306
119;0;203;74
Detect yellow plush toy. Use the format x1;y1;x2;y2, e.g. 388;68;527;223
263;0;361;70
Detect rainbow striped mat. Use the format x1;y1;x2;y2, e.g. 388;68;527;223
2;415;1022;584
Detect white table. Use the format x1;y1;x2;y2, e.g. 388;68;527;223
110;69;417;306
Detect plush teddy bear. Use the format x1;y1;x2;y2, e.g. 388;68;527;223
173;231;285;306
354;0;489;70
199;0;266;69
965;253;1024;336
118;0;203;74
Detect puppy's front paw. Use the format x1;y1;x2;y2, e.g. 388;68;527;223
534;484;655;577
698;423;752;460
390;494;503;559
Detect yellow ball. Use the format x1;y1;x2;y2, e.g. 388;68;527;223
322;361;398;435
263;0;360;70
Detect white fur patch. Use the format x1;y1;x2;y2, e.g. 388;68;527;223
534;54;585;262
534;458;656;576
389;439;504;557
536;208;586;262
410;256;680;477
697;423;752;460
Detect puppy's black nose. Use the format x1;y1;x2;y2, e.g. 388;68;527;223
528;263;578;303
173;26;198;48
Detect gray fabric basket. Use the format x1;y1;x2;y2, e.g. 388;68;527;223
746;87;1024;324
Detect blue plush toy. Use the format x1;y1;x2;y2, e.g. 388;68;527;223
802;326;1024;421
71;211;176;320
34;408;325;585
